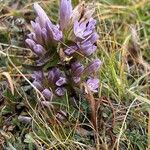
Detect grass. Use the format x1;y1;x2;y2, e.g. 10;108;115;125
0;0;150;149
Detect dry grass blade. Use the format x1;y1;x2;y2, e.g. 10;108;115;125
83;83;102;149
128;25;150;71
129;25;141;60
148;112;150;149
1;72;14;95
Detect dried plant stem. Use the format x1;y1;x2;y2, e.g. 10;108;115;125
84;84;100;149
148;112;150;149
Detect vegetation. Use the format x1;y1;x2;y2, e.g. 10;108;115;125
0;0;150;149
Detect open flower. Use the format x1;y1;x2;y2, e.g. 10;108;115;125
48;68;67;96
73;18;97;40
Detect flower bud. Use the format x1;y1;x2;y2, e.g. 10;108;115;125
41;28;49;44
56;77;66;86
48;70;55;83
84;59;102;75
33;44;45;56
32;71;44;82
60;0;72;31
42;88;53;100
82;45;97;56
25;39;36;49
31;21;43;44
33;3;51;27
86;78;99;93
46;22;62;41
78;40;97;56
71;62;84;77
32;81;43;91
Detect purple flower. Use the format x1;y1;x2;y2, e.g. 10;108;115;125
32;71;44;82
74;21;87;39
71;62;84;77
42;88;53;100
46;22;63;41
33;3;51;28
32;81;43;91
77;40;97;56
84;59;102;75
48;68;66;87
71;62;84;83
25;39;36;50
60;0;72;31
48;68;61;84
64;46;77;56
56;77;67;86
73;18;99;56
31;21;43;44
76;32;99;56
86;78;99;93
73;18;97;40
55;87;65;96
33;44;45;56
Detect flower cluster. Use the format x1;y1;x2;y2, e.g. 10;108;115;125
26;1;101;100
